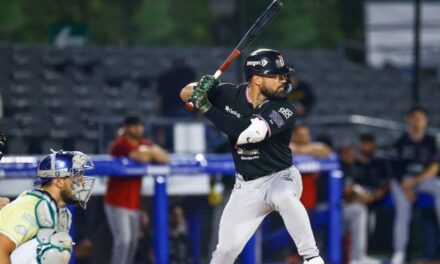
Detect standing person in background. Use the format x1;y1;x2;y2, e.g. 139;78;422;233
168;204;191;264
157;57;197;118
156;57;197;150
339;145;356;176
290;124;332;210
290;124;332;157
135;210;153;264
343;134;390;264
287;76;316;117
104;115;169;264
390;106;440;264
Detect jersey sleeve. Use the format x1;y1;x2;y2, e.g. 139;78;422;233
208;83;234;108
253;101;296;137
0;200;39;247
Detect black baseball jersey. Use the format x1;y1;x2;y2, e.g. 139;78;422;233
208;83;296;181
391;133;439;181
344;157;391;191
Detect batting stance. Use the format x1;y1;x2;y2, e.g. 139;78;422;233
0;150;95;264
180;49;324;264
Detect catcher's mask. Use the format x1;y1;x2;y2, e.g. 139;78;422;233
37;150;95;209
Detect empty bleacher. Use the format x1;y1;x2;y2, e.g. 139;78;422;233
1;43;438;154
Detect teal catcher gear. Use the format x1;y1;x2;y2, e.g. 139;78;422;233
36;228;73;264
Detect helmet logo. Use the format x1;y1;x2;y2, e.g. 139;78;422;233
246;58;268;67
277;55;285;67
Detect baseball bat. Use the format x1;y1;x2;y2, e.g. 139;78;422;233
185;0;284;111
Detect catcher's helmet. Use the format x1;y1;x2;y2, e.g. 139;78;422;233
244;49;294;81
38;150;95;209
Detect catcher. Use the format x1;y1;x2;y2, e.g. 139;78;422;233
0;150;95;264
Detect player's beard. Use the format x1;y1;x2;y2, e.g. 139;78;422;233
261;84;287;100
60;187;76;205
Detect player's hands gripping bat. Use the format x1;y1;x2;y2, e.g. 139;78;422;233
185;0;284;111
191;75;217;113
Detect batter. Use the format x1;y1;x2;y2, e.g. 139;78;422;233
180;48;324;264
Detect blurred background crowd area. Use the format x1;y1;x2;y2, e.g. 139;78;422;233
0;0;439;155
1;0;440;263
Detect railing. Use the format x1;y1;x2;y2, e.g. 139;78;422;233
0;153;342;264
93;115;440;153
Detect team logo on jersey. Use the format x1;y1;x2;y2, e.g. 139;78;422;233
22;213;34;224
14;225;28;235
225;105;241;118
236;147;260;160
269;110;284;128
246;58;268;67
278;107;293;119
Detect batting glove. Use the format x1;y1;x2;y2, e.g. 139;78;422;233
195;75;218;93
193;89;212;113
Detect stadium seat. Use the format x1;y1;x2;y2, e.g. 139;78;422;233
40;139;64;153
73;138;97;154
42;48;69;71
6;136;29;154
0;119;22;137
2;44;439;155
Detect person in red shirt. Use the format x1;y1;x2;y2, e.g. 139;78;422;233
290;124;332;209
104;115;169;264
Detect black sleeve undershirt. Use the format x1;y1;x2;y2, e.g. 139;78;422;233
204;107;250;138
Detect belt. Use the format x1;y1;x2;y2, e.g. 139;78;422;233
236;166;292;182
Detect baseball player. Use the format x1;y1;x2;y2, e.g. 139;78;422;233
180;48;324;264
342;134;390;264
390;106;440;264
0;150;95;264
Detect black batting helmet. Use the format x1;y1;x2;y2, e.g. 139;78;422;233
244;49;294;81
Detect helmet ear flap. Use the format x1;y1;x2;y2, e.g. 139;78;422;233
284;74;293;93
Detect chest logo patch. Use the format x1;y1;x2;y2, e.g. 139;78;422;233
225;105;241;118
278;107;293;119
269;110;285;128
